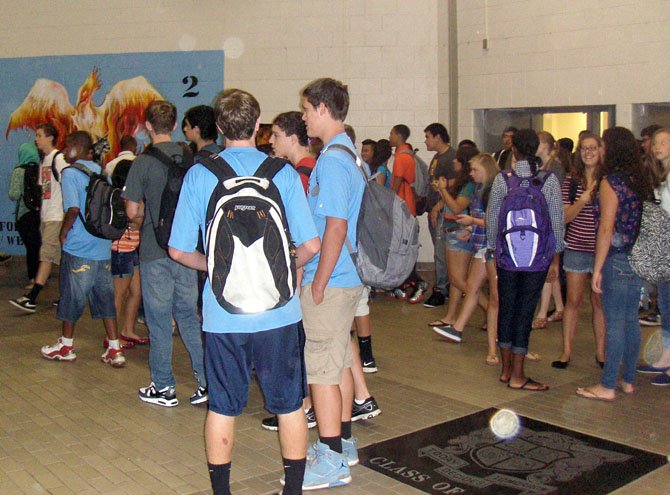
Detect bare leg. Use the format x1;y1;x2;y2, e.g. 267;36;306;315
551;280;564;313
452;260;488;332
438;249;472;323
310;384;343;437
351;336;371;401
559;272;587;362
205;411;235;464
277;408;308;459
122;268;143;339
535;281;552;319
34;260;53;287
486;261;499;359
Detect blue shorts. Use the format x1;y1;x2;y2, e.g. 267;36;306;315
444;229;472;253
563;249;595;274
57;252;116;323
111;250;139;278
204;322;307;416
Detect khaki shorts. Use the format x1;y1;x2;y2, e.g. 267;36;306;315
354;286;371;317
301;284;362;385
40;221;62;265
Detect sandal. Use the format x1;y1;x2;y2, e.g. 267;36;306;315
428;319;451;327
526;351;541;362
508;377;549;391
531;318;547;330
547;311;563;323
486;354;499;366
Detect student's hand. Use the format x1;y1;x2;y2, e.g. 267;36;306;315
59;231;67;246
546;261;559;283
456;214;472;226
430;204;440;228
311;284;325;305
456;229;472;241
437;177;448;191
591;271;602;294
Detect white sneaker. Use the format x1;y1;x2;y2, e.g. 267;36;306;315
101;347;126;368
41;338;76;361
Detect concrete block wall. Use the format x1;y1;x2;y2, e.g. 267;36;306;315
456;0;670;144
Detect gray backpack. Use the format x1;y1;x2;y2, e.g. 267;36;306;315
322;144;420;289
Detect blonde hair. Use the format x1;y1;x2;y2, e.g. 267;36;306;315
470;153;499;189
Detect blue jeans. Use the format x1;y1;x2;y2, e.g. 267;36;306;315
497;268;548;355
429;220;449;290
657;282;670;349
141;257;206;390
600;253;642;389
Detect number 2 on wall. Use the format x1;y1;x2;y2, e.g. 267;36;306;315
182;76;199;97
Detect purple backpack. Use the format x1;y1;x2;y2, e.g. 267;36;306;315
495;170;556;272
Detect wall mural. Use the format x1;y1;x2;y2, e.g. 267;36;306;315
0;50;224;254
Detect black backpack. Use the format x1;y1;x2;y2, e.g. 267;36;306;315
199;155;296;314
110;159;134;189
64;163;128;240
142;145;197;251
19;162;41;212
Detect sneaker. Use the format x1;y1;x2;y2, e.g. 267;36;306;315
307;437;359;467
0;254;12;265
262;408;318;431
9;296;36;313
351;396;381;422
432;324;463;343
300;441;351;490
136;316;146;325
408;281;429;304
423;288;446;308
138;382;179;407
638;364;670;374
652;373;670;386
362;358;378;374
390;288;407;300
41;338;76;361
639;313;661;326
190;385;208;405
101;347;126;368
52;299;60;307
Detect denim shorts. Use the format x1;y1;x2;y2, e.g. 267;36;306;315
444;229;472;253
111;249;139;278
563;249;595;274
204;322;307;416
57;252;116;323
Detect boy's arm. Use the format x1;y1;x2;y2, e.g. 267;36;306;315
60;207;79;245
311;216;347;304
168;247;206;271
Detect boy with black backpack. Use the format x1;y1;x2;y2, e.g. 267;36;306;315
169;88;319;495
40;131;126;368
122;100;207;407
8;142;42;288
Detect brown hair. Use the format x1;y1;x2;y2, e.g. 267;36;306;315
301;78;349;121
145;100;177;135
213;89;260;141
645;128;670;189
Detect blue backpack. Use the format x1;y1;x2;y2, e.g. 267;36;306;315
495;169;555;272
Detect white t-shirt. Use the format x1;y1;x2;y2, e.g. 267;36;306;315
39;149;67;222
656;178;670;215
104;150;136;179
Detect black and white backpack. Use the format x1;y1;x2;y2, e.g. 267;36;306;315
200;155;296;314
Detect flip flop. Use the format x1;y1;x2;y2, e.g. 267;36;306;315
428;319;451;327
576;386;615;401
508;377;549;391
121;334;150;345
531;318;547;330
486;354;500;366
526;351;541;362
499;377;510;384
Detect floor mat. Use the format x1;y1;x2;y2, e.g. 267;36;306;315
359;407;667;494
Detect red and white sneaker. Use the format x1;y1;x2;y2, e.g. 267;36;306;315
41;338;76;362
101;347;126;368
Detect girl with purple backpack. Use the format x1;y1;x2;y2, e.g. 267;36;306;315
486;129;565;391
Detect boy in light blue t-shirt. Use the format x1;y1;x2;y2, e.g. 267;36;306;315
40;131;126;369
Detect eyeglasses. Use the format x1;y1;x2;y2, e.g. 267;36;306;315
580;146;599;153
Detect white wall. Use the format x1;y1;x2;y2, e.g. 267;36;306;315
456;0;670;142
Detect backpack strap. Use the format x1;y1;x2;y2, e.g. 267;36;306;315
254;156;291;180
62;162;94;178
568;178;579;204
295;165;314;178
199;154;237;181
51;151;64;182
321;143;369;182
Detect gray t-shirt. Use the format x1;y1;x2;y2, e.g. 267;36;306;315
122;142;184;263
426;147;457;209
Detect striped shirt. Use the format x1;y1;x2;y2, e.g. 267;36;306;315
486;160;565;253
469;185;488;251
112;228;140;253
562;175;596;253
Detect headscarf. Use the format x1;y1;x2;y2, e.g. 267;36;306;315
18;142;39;165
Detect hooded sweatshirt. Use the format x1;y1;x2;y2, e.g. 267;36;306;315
9;142;40;220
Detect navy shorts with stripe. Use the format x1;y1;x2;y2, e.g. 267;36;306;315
204;322;307;416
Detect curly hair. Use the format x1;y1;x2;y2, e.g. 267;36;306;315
602;127;653;201
570;132;603;192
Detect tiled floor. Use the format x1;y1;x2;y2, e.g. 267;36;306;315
0;260;668;494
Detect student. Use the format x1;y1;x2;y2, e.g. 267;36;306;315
300;77;365;489
182;104;222;154
9;124;67;313
8;143;42;288
486;129;564;391
40;131;125;368
269;111;316;194
169;88;320;495
123;100;207;407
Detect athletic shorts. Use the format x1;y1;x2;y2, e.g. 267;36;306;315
204;323;307;416
301;284;362;385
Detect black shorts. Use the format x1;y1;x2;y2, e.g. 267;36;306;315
204;322;307;416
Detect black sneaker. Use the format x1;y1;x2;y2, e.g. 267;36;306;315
639;313;661;326
190;385;208;405
423;288;445;308
0;254;12;265
262;407;318;431
432;324;463;343
351;396;381;422
362;359;378;374
138;382;178;407
9;296;36;313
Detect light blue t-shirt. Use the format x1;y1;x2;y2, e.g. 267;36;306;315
61;160;112;260
169;146;318;334
302;133;365;288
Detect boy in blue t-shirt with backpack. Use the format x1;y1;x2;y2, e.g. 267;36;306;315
40;131;126;368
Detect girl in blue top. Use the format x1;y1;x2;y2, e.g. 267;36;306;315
370;139;392;188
